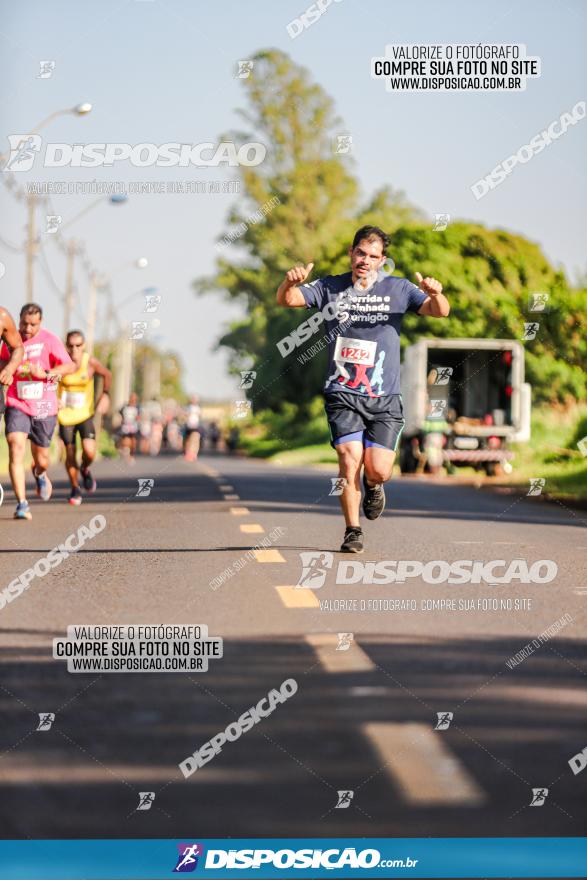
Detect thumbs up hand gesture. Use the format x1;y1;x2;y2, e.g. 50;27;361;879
415;271;443;297
284;263;314;289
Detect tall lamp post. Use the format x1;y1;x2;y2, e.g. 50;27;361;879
0;103;94;303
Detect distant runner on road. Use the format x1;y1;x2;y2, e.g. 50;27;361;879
58;329;112;505
142;398;164;456
1;303;74;520
276;225;450;553
183;394;202;461
118;392;140;462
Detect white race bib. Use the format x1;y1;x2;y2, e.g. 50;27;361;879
186;407;200;429
64;391;86;409
16;380;43;401
333;336;377;367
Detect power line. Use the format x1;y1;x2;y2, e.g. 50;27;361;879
37;239;65;298
0;232;25;253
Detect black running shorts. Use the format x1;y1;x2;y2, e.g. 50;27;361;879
59;417;96;445
324;391;405;451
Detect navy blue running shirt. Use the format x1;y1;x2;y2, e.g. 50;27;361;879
299;270;427;397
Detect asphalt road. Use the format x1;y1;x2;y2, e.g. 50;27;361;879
0;450;586;841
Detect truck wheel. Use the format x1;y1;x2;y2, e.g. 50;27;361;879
485;462;505;477
400;441;418;474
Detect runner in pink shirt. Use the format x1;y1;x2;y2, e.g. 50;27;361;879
0;306;24;420
0;303;74;520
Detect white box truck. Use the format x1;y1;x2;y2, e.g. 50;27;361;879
399;338;531;476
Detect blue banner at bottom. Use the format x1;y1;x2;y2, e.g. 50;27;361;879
0;838;585;879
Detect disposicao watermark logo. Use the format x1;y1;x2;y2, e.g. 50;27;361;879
179;679;298;778
286;0;343;39
173;843;204;872
297;551;334;589
296;553;557;588
3;136;267;171
471;100;585;199
198;846;417;871
36;712;55;731
530;788;549;806
0;515;107;610
277;293;352;358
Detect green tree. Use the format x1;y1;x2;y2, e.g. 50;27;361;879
195;48;585;419
389;223;586;404
194;49;422;412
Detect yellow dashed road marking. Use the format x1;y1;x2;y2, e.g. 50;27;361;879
253;549;285;563
276;586;320;608
363;722;485;805
489;685;587;708
219;484;233;491
230;507;250;516
200;466;220;478
305;634;375;672
224;494;240;501
240;524;265;534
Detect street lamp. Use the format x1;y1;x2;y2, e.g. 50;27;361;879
28;102;93;135
60;193;127;235
0;103;93;165
4;102;94;302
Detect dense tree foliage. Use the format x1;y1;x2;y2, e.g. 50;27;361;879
195;49;586;412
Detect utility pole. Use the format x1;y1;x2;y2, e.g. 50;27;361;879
86;271;100;355
25;193;38;303
142;354;161;400
63;239;77;336
112;336;133;411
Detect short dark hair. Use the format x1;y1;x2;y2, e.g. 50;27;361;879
66;329;85;343
352;225;390;255
20;302;43;319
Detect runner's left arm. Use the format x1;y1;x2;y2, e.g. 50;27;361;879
415;273;450;317
0;308;25;385
89;356;112;395
276;263;315;307
89;356;113;414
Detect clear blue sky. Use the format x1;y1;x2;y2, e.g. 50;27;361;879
1;0;585;398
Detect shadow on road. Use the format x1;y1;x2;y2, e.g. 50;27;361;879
1;634;585;839
3;457;584;531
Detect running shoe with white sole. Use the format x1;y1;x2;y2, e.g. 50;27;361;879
14;500;32;520
32;467;52;501
69;487;83;506
340;526;364;553
362;475;385;520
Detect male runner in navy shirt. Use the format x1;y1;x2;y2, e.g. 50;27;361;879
276;225;449;553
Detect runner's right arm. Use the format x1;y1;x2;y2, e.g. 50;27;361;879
276;263;314;307
0;307;24;385
31;335;76;381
